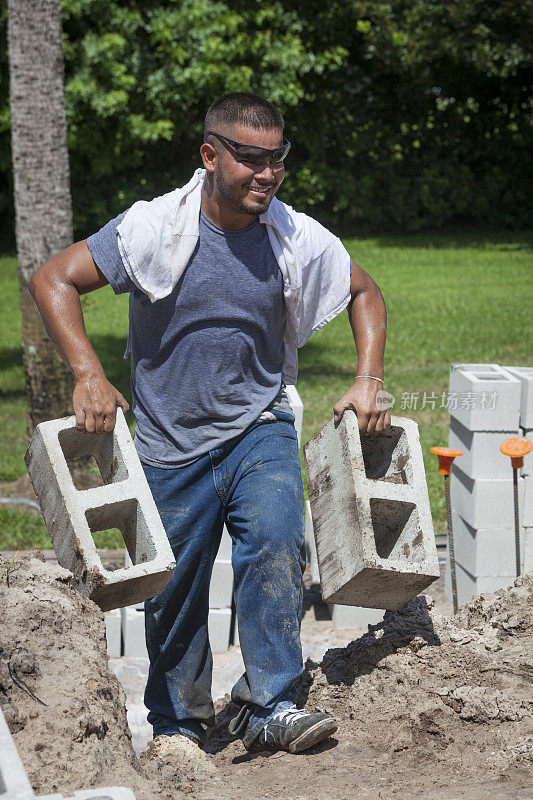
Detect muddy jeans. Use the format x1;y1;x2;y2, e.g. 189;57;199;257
142;411;306;748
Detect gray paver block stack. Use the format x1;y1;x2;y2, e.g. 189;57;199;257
304;412;440;610
24;409;175;612
447;363;531;606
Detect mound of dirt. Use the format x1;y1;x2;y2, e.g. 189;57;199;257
201;574;533;800
2;549;532;800
0;551;217;799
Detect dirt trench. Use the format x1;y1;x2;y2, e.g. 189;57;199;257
1;551;532;800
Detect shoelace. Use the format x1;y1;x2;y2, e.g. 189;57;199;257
270;705;309;725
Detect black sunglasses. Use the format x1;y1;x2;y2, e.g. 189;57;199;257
204;131;291;166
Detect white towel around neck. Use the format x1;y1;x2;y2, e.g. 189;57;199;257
116;168;351;383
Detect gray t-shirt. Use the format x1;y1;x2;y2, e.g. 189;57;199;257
87;210;293;467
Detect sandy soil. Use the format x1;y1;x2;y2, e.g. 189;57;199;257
1;551;531;800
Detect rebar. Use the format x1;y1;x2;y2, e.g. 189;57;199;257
513;468;521;577
444;473;458;614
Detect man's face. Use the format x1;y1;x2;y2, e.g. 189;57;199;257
208;123;285;216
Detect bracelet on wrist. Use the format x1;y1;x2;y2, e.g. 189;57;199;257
355;374;384;384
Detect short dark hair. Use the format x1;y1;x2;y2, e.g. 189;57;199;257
204;93;284;136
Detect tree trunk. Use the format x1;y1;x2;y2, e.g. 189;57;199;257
7;0;74;433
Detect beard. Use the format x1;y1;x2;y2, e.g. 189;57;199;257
214;163;275;215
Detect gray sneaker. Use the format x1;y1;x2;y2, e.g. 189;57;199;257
247;705;338;754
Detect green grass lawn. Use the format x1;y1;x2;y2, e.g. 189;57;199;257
1;230;532;549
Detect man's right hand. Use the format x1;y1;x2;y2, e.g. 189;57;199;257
73;373;130;434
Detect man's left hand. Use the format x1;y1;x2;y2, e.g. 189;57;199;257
333;379;391;434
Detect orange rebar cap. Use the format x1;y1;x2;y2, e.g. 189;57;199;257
500;437;532;469
430;446;463;475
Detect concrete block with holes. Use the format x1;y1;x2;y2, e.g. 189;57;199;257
105;609;122;658
24;409;175;612
208;608;232;654
523;528;533;572
523;476;533;528
285;385;304;446
450;463;524;530
502;365;533;429
450;510;524;577
520;429;533;477
304;499;320;585
217;526;233;560
0;706;35;799
448;416;518;480
304;412;440;610
121;605;148;658
329;603;384;629
444;549;515;608
448;363;521;431
209;559;234;609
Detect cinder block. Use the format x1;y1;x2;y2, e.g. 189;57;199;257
304;412;440;610
448;363;521;431
105;609;122;658
24;409;175;612
209;559;233;609
121;606;148;658
450;463;524;529
285;385;304;446
444;550;515;607
524;528;533;572
450;510;524;576
520;429;533;477
208;608;231;654
217;526;232;560
329;604;384;629
502;366;533;429
523;476;533;527
448;417;518;479
0;706;35;799
304;500;320;584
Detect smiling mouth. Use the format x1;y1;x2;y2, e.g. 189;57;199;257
248;185;274;194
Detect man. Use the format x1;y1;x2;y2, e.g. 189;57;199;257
29;93;390;755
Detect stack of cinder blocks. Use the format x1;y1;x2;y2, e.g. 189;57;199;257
0;708;136;799
305;412;440;619
446;364;532;606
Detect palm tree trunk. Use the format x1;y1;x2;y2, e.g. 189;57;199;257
7;0;74;433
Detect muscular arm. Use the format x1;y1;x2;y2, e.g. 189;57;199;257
332;260;391;434
29;241;129;433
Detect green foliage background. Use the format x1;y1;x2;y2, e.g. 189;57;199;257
0;0;531;248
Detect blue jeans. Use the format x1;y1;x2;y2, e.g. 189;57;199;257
142;412;306;748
